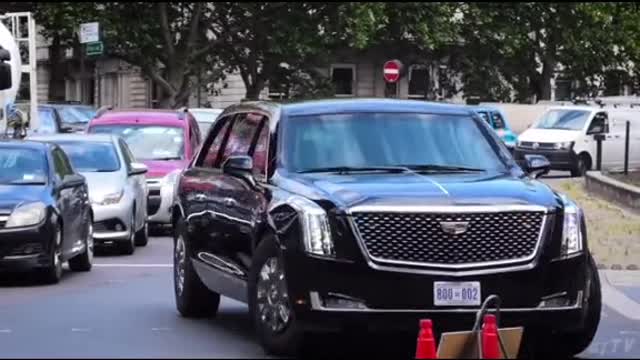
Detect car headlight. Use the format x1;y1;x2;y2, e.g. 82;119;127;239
6;202;46;228
554;141;574;150
559;195;584;258
287;195;335;257
93;190;124;206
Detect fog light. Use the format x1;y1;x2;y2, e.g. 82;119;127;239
323;293;367;310
539;292;571;308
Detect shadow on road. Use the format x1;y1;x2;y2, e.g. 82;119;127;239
0;269;80;288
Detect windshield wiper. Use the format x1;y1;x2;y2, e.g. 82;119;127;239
297;166;409;174
397;164;486;173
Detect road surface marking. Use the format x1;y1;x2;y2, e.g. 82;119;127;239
94;264;172;268
71;328;91;332
151;327;171;331
601;277;640;320
0;329;12;333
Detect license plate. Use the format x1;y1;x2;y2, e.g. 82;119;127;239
434;281;481;306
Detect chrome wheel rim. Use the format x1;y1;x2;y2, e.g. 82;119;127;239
175;235;186;296
54;229;62;278
87;221;94;263
256;257;290;333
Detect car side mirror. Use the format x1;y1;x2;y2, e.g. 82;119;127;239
61;174;86;189
129;162;148;176
523;154;550;179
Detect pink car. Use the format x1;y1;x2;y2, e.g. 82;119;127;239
87;108;203;225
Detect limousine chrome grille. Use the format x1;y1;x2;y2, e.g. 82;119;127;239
348;205;548;270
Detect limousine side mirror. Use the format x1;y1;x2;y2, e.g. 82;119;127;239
523;154;551;179
129;162;148;176
60;174;86;189
223;155;253;176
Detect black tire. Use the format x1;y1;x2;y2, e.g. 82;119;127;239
248;234;303;356
69;220;93;272
527;254;602;358
571;154;589;177
135;221;149;247
119;212;136;255
174;217;220;318
39;223;63;284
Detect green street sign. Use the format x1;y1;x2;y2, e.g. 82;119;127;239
86;41;103;56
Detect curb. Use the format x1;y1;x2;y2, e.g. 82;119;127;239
585;171;640;212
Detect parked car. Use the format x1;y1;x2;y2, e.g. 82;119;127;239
471;106;518;150
171;99;601;357
29;133;149;254
86;108;203;227
32;103;97;135
190;108;224;136
515;105;640;177
0;140;93;283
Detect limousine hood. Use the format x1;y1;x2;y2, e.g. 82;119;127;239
282;171;561;211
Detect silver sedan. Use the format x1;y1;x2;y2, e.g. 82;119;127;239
28;133;149;255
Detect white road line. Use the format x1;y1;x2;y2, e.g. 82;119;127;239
601;277;640;321
151;327;171;331
0;329;12;333
93;264;172;268
71;328;91;332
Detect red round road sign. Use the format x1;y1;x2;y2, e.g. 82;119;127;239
383;60;402;83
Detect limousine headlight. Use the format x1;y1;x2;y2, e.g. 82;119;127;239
6;202;46;228
287;196;335;257
559;195;583;258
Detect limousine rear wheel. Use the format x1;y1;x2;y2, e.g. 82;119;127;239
173;218;220;318
249;234;303;356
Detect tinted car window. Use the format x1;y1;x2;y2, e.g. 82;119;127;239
56;141;121;173
283;113;507;173
37;108;58;133
201;117;233;169
222;113;261;164
52;148;75;178
0;147;47;185
56;106;94;124
89;125;185;161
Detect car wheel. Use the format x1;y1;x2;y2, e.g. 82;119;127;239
120;212;136;255
571;155;589;177
528;254;602;358
249;234;303;356
69;220;93;272
135;221;149;247
174;217;220;318
39;224;63;284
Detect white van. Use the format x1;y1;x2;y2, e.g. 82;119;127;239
514;105;640;176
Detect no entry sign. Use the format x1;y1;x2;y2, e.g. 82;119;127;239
383;60;402;83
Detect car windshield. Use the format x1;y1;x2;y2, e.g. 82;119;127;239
89;124;185;161
534;109;591;131
283;112;508;174
0;147;47;185
56;141;120;172
37;108;58;133
57;106;96;124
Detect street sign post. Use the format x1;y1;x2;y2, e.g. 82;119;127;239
383;60;402;83
86;41;103;56
80;22;99;44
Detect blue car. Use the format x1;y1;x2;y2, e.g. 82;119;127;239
471;106;518;150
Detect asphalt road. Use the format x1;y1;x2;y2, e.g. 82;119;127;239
0;173;638;358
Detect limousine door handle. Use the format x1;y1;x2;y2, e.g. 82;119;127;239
223;197;237;207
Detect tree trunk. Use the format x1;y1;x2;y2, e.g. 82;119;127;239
540;61;555;101
47;34;66;101
245;78;266;100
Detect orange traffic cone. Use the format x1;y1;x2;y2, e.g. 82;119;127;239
481;314;501;359
415;319;438;359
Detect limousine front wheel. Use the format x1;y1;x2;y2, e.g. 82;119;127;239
249;234;303;356
173;218;220;318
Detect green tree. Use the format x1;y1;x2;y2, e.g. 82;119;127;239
456;2;632;102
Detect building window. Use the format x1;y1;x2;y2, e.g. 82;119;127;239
408;65;429;98
331;64;355;97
